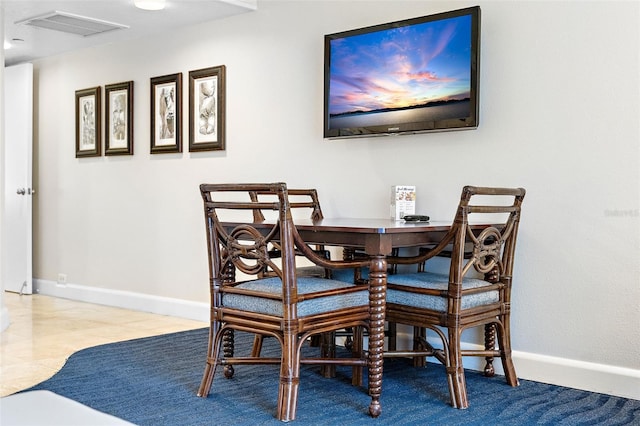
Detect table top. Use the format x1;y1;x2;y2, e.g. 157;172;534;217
288;218;456;255
291;218;452;234
220;217;492;255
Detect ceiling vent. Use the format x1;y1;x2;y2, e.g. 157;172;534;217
16;11;129;37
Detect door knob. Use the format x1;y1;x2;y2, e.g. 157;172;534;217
16;188;26;195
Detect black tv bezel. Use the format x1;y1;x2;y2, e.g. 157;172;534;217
323;6;481;139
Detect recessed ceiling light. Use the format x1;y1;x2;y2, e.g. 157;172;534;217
5;38;25;49
134;0;166;11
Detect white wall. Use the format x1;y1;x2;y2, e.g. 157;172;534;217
31;1;639;398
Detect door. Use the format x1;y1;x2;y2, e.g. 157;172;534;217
3;63;34;294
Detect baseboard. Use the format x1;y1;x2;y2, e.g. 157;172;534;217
514;350;640;401
33;279;209;322
33;279;640;401
395;330;640;402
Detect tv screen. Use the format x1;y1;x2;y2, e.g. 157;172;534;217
324;6;481;139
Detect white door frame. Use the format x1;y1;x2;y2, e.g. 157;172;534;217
1;39;8;331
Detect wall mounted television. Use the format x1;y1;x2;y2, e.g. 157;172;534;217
323;6;481;139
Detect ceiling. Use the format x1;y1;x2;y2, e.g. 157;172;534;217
3;0;257;67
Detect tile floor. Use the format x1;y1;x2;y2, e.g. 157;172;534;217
0;292;206;397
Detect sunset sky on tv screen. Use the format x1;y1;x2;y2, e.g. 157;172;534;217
329;14;472;116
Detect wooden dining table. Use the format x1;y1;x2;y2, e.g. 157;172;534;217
289;217;456;417
226;215;492;417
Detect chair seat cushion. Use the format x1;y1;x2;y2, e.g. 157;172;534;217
387;272;499;311
223;277;368;317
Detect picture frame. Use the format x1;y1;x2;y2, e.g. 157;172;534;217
189;65;226;152
75;86;101;158
151;73;182;154
105;81;134;156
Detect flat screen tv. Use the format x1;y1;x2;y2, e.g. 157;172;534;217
324;6;480;139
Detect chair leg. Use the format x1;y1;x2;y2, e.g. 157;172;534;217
498;316;520;387
251;334;264;357
387;322;397;351
197;325;220;397
344;327;354;351
320;332;337;378
351;326;363;386
447;329;469;409
276;331;300;422
412;327;427;367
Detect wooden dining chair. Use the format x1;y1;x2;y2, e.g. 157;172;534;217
384;186;526;409
197;183;372;422
248;188;369;382
247;188;332;359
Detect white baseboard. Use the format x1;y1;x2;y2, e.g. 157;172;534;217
516;350;640;400
34;279;640;401
33;279;209;322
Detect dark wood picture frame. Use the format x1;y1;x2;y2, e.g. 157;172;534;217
189;65;225;152
105;81;134;156
151;73;182;154
75;86;101;158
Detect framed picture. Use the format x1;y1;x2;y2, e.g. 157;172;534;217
75;87;101;158
105;81;134;156
189;65;225;152
151;73;182;154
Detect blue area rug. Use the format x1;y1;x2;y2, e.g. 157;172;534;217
26;328;639;425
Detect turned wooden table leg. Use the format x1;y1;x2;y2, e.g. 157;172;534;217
367;255;386;418
483;265;499;377
484;323;496;377
223;328;235;378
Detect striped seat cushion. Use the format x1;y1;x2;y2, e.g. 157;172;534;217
387;272;499;311
223;277;368;317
